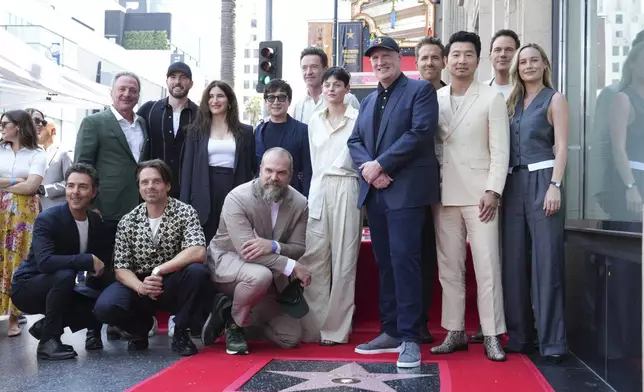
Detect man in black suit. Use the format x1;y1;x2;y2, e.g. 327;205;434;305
11;163;110;360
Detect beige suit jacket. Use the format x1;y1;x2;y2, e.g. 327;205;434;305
435;82;510;206
207;179;308;285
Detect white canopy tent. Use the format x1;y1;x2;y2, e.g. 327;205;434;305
0;28;111;110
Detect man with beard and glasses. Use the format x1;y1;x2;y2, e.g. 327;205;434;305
138;62;197;199
206;147;312;355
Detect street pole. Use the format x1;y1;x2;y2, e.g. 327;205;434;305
332;0;338;66
266;0;273;40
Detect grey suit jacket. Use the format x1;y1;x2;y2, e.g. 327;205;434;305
207;179;308;285
41;145;73;210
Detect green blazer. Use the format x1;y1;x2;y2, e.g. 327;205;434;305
74;108;149;221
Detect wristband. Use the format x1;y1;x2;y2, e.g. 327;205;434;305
271;240;277;253
10;177;15;186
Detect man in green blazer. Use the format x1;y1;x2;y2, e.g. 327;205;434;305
74;71;150;255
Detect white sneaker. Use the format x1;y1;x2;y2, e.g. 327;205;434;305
168;315;175;338
148;316;158;337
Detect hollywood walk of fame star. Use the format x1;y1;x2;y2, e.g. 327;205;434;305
346;29;355;39
267;362;431;392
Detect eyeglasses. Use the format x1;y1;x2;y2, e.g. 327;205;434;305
0;121;11;129
33;118;47;126
266;94;288;103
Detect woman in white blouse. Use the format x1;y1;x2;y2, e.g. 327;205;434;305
300;67;362;346
0;110;46;336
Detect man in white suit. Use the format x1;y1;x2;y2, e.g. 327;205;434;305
429;31;509;362
38;119;73;210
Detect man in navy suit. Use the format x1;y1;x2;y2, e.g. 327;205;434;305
348;36;440;368
11;163;110;360
255;79;312;197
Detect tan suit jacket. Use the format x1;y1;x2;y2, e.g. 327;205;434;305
435;82;510;206
208;179;308;285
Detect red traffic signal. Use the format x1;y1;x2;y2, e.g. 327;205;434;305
260;47;275;59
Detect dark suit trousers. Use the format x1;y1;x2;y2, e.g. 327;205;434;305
366;191;426;343
421;205;438;323
11;270;102;341
93;263;212;337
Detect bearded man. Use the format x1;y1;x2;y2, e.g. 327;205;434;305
205;147;313;355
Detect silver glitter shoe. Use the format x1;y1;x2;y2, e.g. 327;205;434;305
430;330;468;354
483;335;506;361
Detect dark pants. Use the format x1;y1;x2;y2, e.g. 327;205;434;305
366;191;426;343
203;167;235;243
421;205;438;323
502;167;567;356
93;263;212;337
11;269;102;341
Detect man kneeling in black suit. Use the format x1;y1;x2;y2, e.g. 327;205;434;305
11;163;110;360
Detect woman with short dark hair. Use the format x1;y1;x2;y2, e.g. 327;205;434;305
0;109;46;336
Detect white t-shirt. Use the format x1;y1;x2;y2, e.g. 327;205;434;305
172;111;182;136
485;78;512;100
76;219;89;253
149;216;162;241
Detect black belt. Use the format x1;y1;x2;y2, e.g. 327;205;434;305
511;165;529;172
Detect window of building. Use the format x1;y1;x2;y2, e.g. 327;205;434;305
243;96;250;104
253;65;258;74
613;46;620;56
253;49;259;58
623;46;629;56
244;49;251;58
612;62;620;72
616;14;624;24
244;80;250;89
250;34;257;42
244;64;250;73
616;30;623;38
252;80;258;89
251;19;257;28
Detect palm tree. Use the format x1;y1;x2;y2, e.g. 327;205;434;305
221;0;236;88
245;96;263;126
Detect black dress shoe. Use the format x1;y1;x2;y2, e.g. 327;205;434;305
29;321;75;352
419;323;434;344
470;328;484;344
546;354;564;364
202;293;233;346
37;338;78;360
127;338;149;351
172;329;198;356
107;325;135;340
85;329;104;350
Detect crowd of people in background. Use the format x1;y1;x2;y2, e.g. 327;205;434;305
0;26;594;369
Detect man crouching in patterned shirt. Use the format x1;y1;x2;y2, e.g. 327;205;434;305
94;159;221;356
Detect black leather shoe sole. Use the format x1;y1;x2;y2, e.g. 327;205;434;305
127;339;149;351
37;350;78;360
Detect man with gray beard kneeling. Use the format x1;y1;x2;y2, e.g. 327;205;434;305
204;148;312;355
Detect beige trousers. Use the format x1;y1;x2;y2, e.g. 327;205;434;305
432;205;506;336
300;176;361;343
216;263;301;348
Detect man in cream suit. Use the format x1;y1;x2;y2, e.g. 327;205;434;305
38;119;73;210
429;31;509;361
206;148;312;355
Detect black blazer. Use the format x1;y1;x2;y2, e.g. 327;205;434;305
179;124;256;225
11;203;112;291
254;115;312;196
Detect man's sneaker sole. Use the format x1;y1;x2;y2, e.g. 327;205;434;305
202;294;232;346
396;359;421;368
226;348;249;355
354;345;402;355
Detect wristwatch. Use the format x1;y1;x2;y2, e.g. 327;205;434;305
151;266;162;276
550;180;561;188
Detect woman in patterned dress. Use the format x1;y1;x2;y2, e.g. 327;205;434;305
0;110;46;336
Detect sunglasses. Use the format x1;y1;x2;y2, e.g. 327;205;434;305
33;118;47;126
266;94;288;103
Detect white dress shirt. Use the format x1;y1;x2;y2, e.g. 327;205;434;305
110;106;145;162
0;144;46;178
292;91;360;124
307;106;359;220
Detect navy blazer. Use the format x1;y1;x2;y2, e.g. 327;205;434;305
11;203;112;288
179;124;256;225
347;74;440;209
254;115;312;197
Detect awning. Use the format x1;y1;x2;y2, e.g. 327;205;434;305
0;28;111;109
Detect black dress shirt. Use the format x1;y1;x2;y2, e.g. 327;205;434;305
374;73;404;139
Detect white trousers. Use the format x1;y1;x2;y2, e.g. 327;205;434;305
300;176;361;343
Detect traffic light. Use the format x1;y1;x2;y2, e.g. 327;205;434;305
256;40;283;93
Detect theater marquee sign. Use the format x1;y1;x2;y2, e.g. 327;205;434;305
351;0;437;48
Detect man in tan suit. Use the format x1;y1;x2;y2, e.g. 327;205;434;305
206;147;312;355
429;31;509;361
